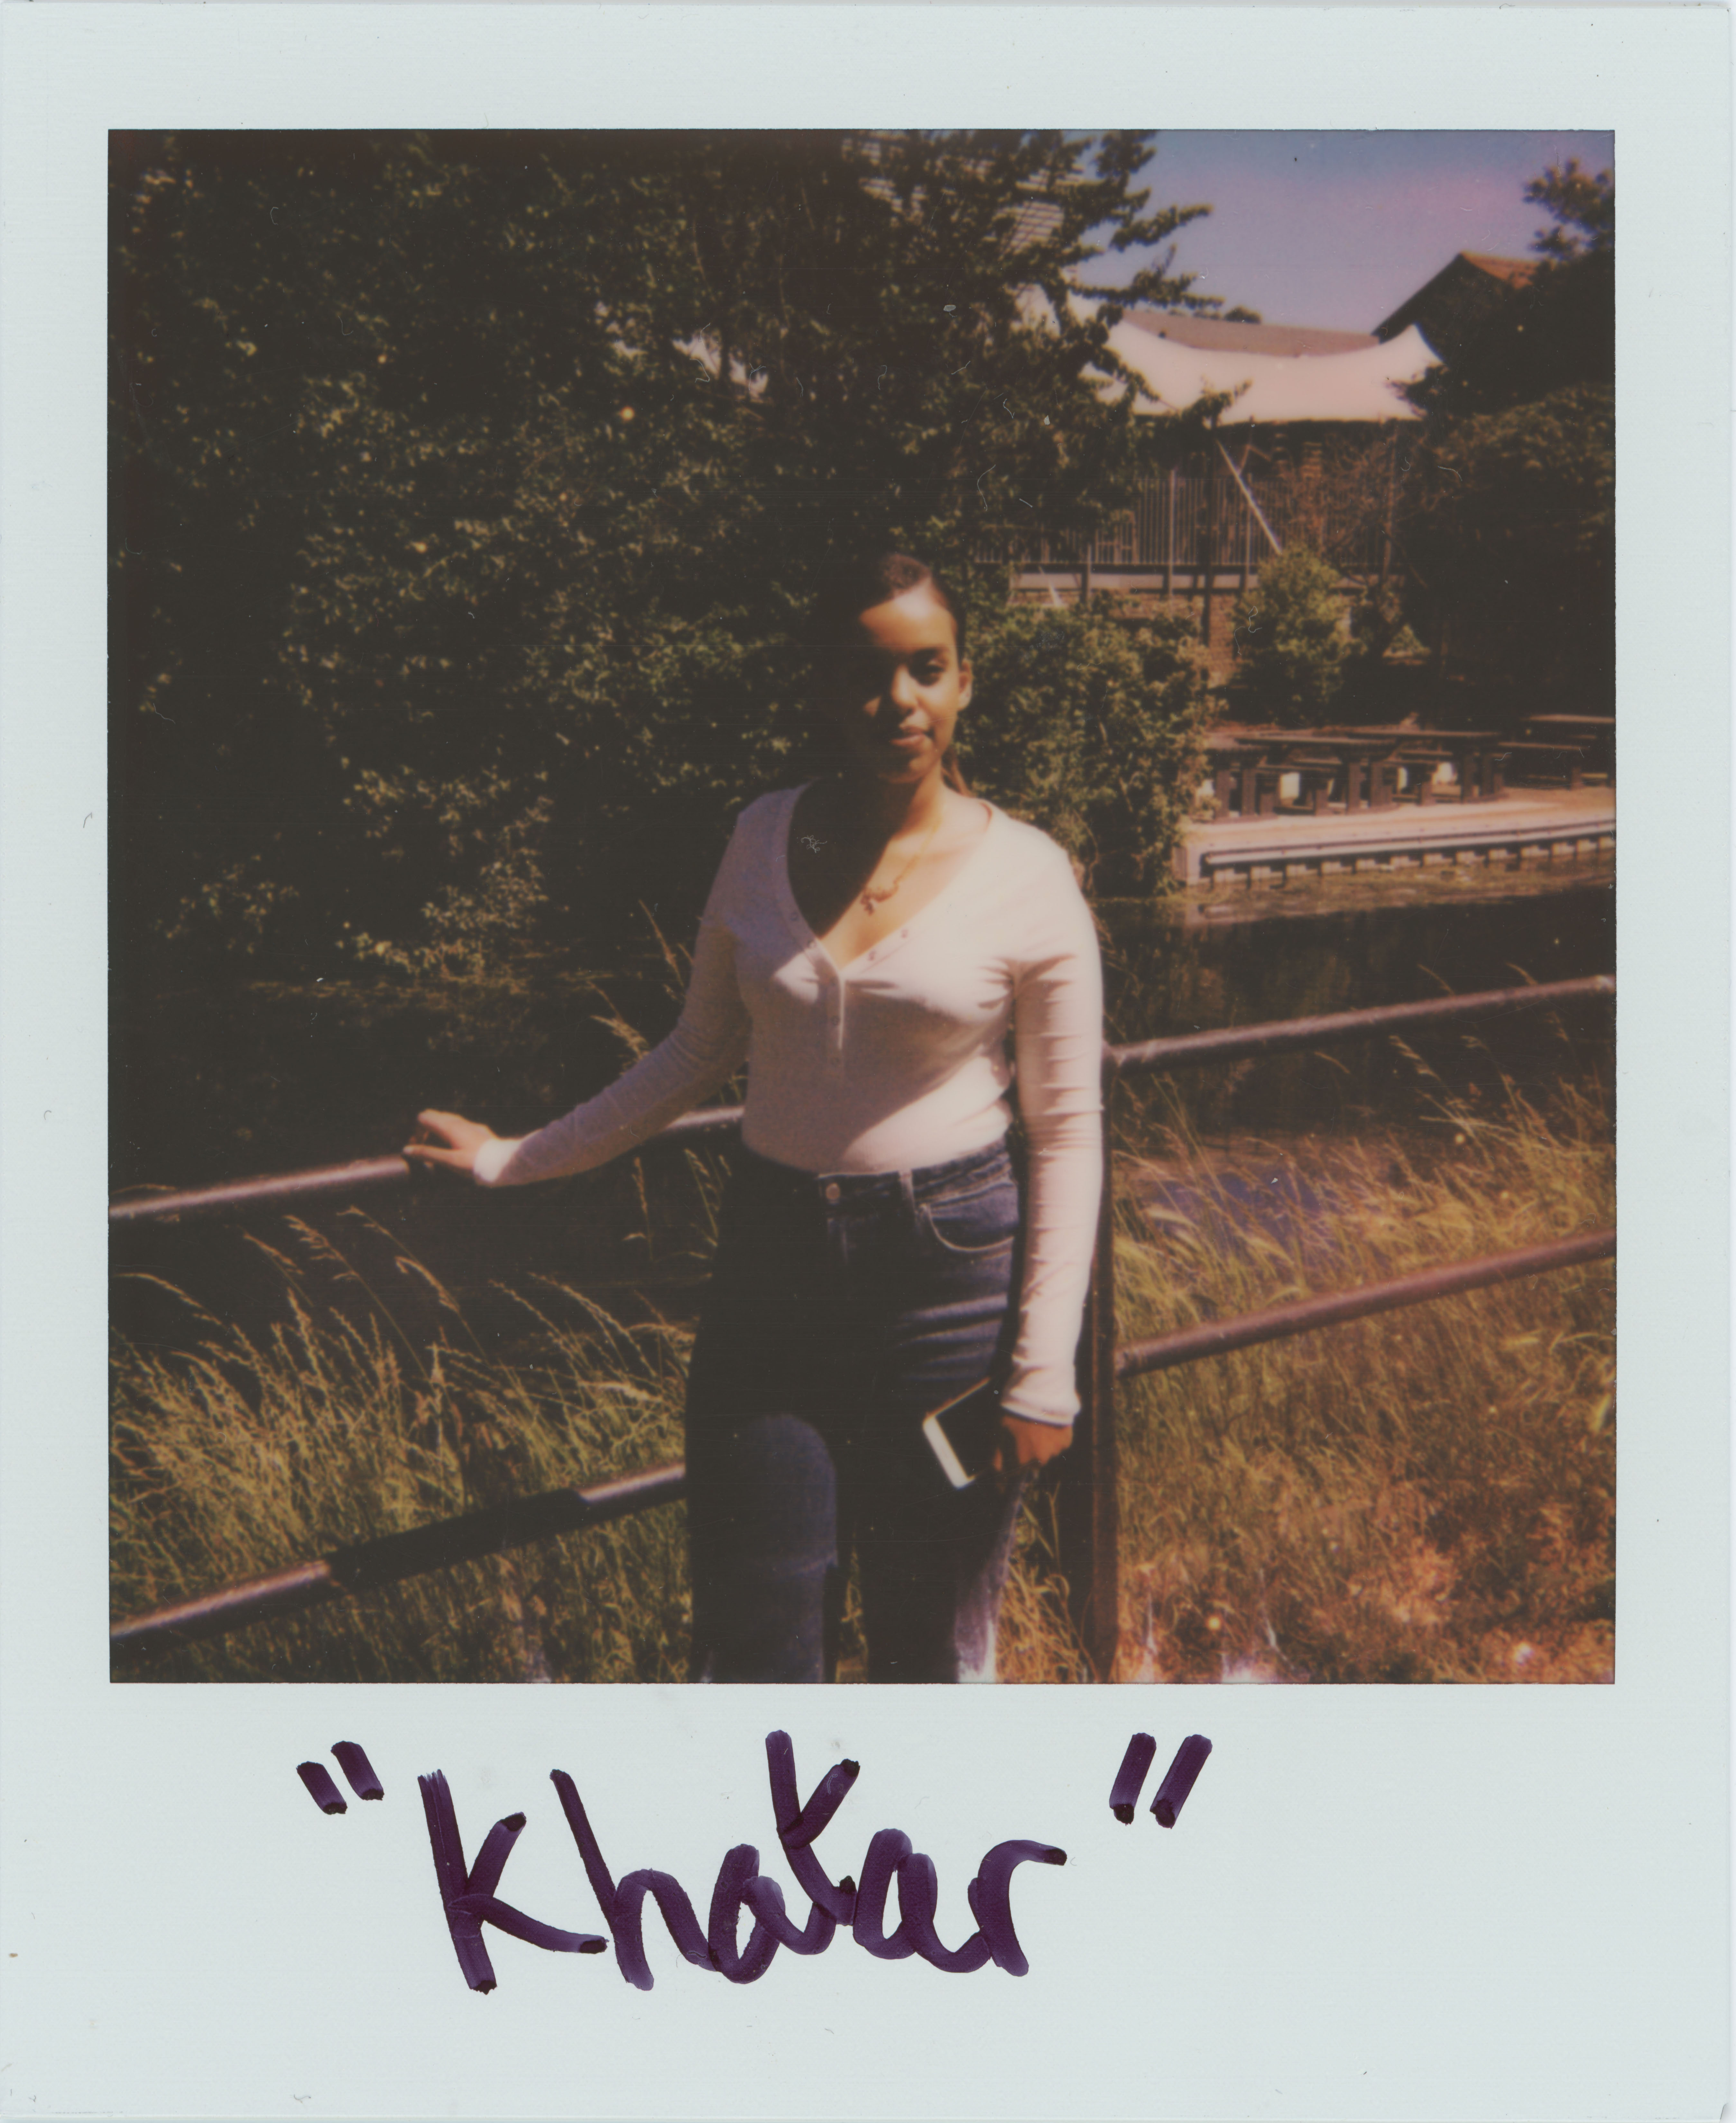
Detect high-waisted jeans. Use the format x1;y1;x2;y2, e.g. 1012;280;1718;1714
684;1138;1030;1684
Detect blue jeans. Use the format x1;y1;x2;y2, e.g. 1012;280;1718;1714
684;1139;1030;1684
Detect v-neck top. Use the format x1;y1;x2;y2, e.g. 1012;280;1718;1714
474;786;1103;1422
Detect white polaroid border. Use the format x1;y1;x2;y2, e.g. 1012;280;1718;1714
1;8;1728;2120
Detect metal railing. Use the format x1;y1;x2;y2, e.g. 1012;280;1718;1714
108;1102;744;1226
108;1462;689;1654
110;974;1615;1670
992;466;1399;581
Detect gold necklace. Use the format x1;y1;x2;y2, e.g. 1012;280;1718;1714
859;805;945;913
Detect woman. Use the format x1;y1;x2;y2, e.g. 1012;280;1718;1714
408;554;1103;1683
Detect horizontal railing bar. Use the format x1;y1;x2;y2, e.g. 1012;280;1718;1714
108;1106;747;1225
1115;1227;1614;1380
1108;975;1613;1079
108;978;1613;1226
110;1461;688;1659
108;1156;415;1226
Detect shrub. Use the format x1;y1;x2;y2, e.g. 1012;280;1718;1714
964;600;1210;896
1229;546;1350;726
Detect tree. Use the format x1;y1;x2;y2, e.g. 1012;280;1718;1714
1404;383;1613;713
1398;162;1615;716
1404;160;1613;421
1228;547;1352;726
1526;160;1613;264
112;131;1234;986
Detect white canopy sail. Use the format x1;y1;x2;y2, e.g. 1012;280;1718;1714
1102;319;1441;425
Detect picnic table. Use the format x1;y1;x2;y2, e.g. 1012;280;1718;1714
1520;714;1614;784
1205;726;1507;819
1206;729;1402;818
1526;714;1614;739
1328;725;1508;806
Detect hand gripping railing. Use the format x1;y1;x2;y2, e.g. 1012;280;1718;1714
107;1103;746;1225
109;974;1614;1669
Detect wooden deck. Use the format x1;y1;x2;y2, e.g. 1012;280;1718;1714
1175;784;1616;886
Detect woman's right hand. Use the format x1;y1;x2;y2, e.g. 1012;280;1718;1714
404;1109;498;1176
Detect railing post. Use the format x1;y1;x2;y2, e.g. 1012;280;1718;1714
1061;1067;1121;1679
1164;464;1176;599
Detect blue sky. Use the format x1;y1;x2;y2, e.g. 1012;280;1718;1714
1097;132;1614;333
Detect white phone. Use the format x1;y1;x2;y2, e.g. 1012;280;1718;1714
921;1378;1004;1489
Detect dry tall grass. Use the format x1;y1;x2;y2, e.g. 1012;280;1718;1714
112;1082;1612;1686
112;1236;693;1683
1085;1077;1613;1685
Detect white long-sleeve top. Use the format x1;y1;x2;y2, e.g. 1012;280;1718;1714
475;786;1104;1423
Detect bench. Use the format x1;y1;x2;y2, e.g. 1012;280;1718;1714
1210;761;1285;818
1282;754;1344;817
1395;748;1450;805
1495;740;1589;790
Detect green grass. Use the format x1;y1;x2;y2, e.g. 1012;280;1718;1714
111;1080;1613;1686
111;1235;695;1683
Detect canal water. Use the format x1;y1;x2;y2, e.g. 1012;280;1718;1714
1102;858;1613;1136
112;859;1614;1353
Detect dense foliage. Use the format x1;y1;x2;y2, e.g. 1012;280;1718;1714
1227;546;1351;726
112;131;1226;983
965;602;1208;893
1401;161;1615;717
1407;384;1614;713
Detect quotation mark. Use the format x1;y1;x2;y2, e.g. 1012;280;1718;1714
297;1741;384;1815
1108;1733;1212;1828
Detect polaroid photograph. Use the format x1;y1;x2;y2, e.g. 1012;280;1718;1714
1;7;1728;2120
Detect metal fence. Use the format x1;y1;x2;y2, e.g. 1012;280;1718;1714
1000;462;1398;582
109;974;1615;1671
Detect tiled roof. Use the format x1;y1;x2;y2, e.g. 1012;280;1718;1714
1374;251;1540;340
850;133;1074;252
1460;252;1540;288
1008;195;1064;247
1128;311;1377;358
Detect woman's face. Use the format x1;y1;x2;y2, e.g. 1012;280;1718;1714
819;584;973;787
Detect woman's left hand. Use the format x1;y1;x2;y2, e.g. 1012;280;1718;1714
404;1108;498;1174
994;1413;1075;1474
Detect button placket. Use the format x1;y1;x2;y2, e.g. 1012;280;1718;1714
829;965;845;1067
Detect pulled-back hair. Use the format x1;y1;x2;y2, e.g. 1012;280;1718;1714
806;552;968;660
804;553;972;793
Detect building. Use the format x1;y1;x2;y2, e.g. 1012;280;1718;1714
1372;251;1538;364
1012;306;1440;671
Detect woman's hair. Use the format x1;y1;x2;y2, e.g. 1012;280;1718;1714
807;553;972;792
807;552;968;661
